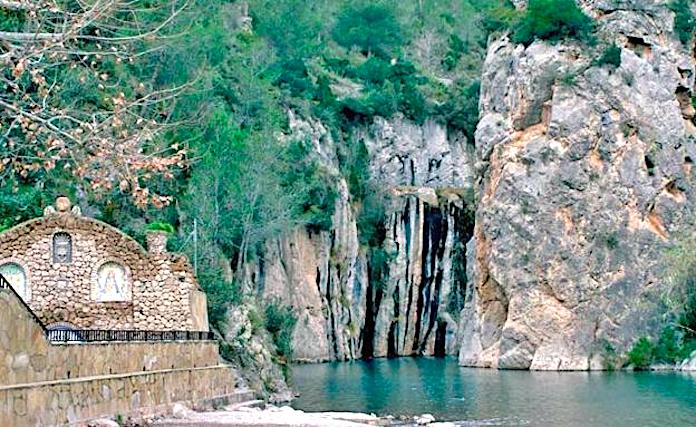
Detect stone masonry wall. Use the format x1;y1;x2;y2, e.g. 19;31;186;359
0;287;240;426
0;197;208;331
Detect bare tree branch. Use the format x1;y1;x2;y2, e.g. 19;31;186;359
0;31;63;42
0;0;38;11
0;0;192;207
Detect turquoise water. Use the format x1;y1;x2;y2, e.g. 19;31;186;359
291;358;696;426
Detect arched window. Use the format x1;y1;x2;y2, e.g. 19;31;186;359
93;261;130;302
53;232;72;263
0;262;28;301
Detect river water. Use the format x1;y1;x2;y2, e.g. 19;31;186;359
291;357;696;426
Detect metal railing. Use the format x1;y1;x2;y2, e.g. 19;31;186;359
46;329;214;342
1;273;214;343
0;272;50;332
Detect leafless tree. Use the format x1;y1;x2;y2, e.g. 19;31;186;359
0;0;191;207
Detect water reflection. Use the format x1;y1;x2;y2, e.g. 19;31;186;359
292;358;696;427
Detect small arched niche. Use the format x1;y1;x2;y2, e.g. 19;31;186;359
0;262;29;301
53;232;73;264
92;261;130;302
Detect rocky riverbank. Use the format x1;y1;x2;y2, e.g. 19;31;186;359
152;403;455;427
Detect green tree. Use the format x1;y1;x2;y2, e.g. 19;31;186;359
332;3;405;57
665;228;696;336
511;0;595;46
669;0;696;46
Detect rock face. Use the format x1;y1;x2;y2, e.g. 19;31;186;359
357;116;473;188
240;114;475;361
223;305;293;401
458;1;696;370
679;351;696;371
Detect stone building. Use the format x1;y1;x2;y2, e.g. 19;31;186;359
0;196;208;332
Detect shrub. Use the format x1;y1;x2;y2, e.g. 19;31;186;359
605;232;619;249
627;328;696;369
442;34;466;71
665;226;696;336
202;276;243;333
354;57;392;84
356;187;387;248
438;80;481;146
264;299;297;360
593;44;622;69
680;274;696;337
283;139;339;232
479;1;520;35
273;58;314;98
627;337;655;369
145;221;175;233
337;60;431;125
342;137;371;201
557;71;578;87
248;307;265;334
669;0;695;46
511;0;595;46
653;327;693;363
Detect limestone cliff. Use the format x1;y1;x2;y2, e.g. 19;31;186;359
458;0;696;370
240;114;475;361
235;0;695;370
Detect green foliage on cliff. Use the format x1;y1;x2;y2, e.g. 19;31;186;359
628;229;696;369
627;337;654;369
436;80;481;146
478;0;519;34
628;327;696;369
665;230;696;337
593;44;623;69
264;299;298;361
511;0;595;46
669;0;696;46
333;4;405;57
201;273;243;333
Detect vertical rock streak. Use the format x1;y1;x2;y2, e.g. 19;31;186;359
240;116;475;362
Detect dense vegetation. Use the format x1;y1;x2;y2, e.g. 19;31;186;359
670;0;696;46
4;0;692;370
0;0;512;360
510;0;595;46
628;232;696;369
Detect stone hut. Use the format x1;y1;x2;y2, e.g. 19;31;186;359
0;197;208;331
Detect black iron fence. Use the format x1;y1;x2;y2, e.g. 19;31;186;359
46;329;214;342
1;273;214;343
